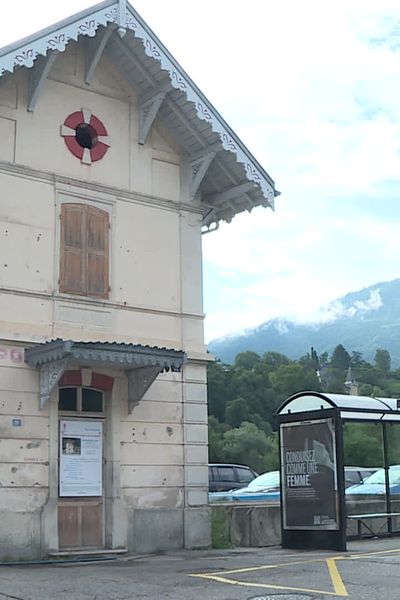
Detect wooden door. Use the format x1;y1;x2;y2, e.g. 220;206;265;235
58;499;103;549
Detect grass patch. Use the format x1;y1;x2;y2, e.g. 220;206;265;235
211;507;232;549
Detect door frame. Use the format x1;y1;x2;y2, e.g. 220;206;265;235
58;414;105;549
41;372;128;554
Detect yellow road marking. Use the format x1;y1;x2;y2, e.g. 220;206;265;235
344;547;400;560
189;545;400;597
207;556;337;576
190;572;345;596
327;558;349;596
190;556;348;597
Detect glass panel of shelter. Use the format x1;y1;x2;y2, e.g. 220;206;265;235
343;421;388;537
385;423;400;533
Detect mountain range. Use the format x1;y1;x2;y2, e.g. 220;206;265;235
208;278;400;367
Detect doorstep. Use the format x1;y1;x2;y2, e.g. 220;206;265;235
48;548;128;557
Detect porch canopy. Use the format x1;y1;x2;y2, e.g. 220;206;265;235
25;339;185;412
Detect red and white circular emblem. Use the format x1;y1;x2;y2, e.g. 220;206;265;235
60;108;110;164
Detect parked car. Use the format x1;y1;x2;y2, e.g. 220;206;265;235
209;466;377;503
346;465;400;496
208;463;258;492
344;466;379;489
209;470;280;502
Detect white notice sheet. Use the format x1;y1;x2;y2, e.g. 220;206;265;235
59;420;103;497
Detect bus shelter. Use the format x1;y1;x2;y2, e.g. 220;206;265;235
275;391;400;551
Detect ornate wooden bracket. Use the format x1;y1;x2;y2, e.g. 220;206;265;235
28;53;58;112
85;27;114;85
39;360;68;410
189;151;216;200
126;366;162;413
138;91;167;145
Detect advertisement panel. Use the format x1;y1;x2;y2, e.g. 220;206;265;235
59;420;103;497
281;418;338;530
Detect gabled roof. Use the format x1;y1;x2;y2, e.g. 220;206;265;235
0;0;278;230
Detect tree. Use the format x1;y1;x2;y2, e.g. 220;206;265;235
221;422;272;473
358;383;373;396
319;351;329;366
208;416;228;462
373;385;385;397
298;347;320;371
321;367;347;393
207;361;233;422
225;396;252;428
251;414;273;436
322;344;351;393
228;361;275;424
330;344;351;370
350;351;367;368
343;423;383;467
262;432;279;471
357;367;384;387
234;351;261;370
374;348;391;375
262;351;290;369
311;347;320;370
269;363;322;403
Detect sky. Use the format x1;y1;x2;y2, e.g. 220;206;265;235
2;1;400;342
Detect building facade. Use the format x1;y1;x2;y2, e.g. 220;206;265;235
0;0;277;559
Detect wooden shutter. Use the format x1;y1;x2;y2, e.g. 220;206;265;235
60;204;109;298
60;204;86;295
87;206;109;298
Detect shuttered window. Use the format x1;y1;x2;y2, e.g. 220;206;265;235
60;203;109;299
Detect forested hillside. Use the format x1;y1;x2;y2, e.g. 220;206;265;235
208;344;400;472
209;279;400;366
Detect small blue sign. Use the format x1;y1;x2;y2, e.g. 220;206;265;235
12;418;22;427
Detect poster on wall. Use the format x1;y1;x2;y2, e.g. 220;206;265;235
59;420;103;497
281;418;339;530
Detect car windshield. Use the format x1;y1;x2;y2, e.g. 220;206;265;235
363;467;400;485
247;471;280;490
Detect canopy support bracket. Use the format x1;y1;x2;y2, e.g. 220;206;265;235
126;366;162;413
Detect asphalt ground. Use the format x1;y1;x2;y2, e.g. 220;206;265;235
1;537;400;600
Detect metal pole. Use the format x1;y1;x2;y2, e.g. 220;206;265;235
336;416;347;551
382;422;392;533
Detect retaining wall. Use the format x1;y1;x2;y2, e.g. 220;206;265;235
211;499;400;548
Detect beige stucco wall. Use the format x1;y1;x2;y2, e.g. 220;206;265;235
120;364;208;511
0;350;209;557
0;39;210;558
0;43;205;353
0;344;48;559
0;180;204;350
0;43;183;197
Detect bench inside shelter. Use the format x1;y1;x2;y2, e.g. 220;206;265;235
347;512;400;539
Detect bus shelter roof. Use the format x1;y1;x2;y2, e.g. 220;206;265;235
276;391;400;422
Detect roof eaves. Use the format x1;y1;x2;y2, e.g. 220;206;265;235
0;0;118;69
124;4;276;208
